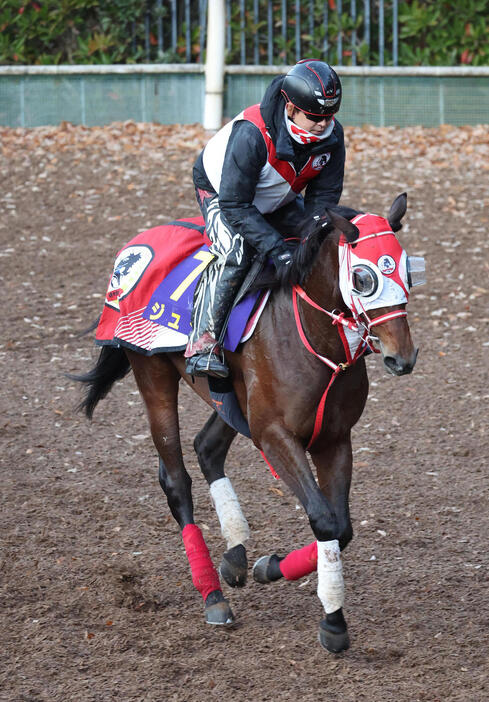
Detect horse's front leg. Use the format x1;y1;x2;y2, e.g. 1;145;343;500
309;435;353;652
194;411;250;587
257;423;349;652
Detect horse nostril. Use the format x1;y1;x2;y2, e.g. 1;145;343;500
384;354;414;376
384;356;399;374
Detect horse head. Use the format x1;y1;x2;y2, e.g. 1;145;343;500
327;194;425;376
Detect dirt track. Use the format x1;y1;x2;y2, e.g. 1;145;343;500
1;123;488;701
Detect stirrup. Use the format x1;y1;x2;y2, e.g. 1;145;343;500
185;351;229;379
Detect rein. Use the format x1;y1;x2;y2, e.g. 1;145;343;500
291;284;406;450
292;285;356;449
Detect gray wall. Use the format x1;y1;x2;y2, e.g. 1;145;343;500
2;68;489;128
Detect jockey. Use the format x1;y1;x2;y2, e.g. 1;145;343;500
185;58;345;378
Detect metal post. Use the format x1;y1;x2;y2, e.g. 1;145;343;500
323;2;329;60
200;0;208;62
240;0;246;64
226;0;231;52
364;0;370;65
393;0;398;66
185;0;191;62
295;0;301;62
254;0;259;65
268;0;273;64
351;0;356;66
337;0;343;66
379;0;384;67
145;2;151;61
156;0;163;56
309;0;314;54
282;0;287;63
171;0;177;52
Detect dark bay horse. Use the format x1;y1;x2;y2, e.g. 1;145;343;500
73;193;423;653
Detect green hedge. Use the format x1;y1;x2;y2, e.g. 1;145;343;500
1;1;488;66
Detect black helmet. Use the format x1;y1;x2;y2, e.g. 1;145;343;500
281;59;342;117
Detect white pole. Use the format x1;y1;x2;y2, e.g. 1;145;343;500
203;0;225;131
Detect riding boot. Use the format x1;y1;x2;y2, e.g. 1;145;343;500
185;260;249;378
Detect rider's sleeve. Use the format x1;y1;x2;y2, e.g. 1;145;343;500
303;123;346;215
218;121;287;256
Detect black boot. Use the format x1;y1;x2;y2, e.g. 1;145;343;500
185;343;229;378
185;260;249;378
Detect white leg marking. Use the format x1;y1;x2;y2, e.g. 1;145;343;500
317;539;345;614
209;477;250;549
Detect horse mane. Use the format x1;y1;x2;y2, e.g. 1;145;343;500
276;205;363;289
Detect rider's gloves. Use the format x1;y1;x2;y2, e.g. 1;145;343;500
271;248;293;269
271;245;293;284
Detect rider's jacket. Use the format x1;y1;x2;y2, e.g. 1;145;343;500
193;75;345;257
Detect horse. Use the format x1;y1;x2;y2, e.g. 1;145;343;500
72;193;424;653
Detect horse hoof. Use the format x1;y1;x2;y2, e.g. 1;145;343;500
252;554;283;584
220;544;248;588
318;611;350;653
204;590;235;626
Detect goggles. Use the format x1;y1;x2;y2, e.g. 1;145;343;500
302;111;334;123
351;255;426;300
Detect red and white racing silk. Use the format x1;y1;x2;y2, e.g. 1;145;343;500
202;104;333;214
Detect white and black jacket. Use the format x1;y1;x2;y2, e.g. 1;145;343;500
193;75;345;257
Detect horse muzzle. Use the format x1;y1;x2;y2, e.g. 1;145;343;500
382;347;418;376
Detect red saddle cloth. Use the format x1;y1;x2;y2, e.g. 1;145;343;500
96;217;268;356
96;217;210;353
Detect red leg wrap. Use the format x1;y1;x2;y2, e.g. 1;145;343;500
182;524;221;601
280;541;318;581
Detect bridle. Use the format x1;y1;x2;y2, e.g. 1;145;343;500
289;232;412;450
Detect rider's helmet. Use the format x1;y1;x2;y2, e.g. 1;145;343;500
281;59;342;118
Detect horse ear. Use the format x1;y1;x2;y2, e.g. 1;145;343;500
325;209;359;244
388;192;407;232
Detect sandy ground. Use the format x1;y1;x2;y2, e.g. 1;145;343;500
1;122;488;701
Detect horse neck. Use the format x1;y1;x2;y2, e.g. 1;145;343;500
299;237;348;356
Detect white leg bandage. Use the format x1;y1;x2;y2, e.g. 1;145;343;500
209;477;250;549
317;539;345;614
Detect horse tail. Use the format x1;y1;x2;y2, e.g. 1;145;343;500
69;345;131;420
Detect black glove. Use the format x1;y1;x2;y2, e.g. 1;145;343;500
271;248;293;270
271;245;293;285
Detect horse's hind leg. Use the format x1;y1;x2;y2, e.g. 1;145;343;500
126;351;233;626
194;412;250;587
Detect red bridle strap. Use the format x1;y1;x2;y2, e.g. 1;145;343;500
292;286;350;449
294;285;359;331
